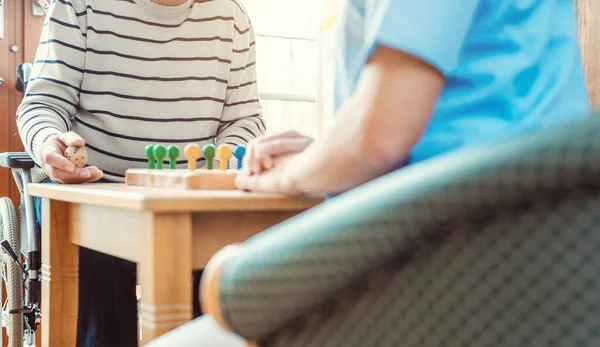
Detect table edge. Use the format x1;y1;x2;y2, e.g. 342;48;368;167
28;183;325;212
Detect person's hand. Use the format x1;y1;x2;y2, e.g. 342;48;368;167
41;132;103;184
243;131;313;174
235;153;303;195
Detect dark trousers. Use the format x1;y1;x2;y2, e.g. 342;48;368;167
75;249;203;347
34;183;203;347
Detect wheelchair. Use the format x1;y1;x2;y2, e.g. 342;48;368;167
0;62;48;347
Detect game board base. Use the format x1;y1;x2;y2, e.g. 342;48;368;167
125;169;239;190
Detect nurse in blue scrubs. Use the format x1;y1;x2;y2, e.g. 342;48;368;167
236;0;590;195
145;0;590;345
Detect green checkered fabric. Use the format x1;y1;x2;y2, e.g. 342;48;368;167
219;115;600;345
264;190;600;346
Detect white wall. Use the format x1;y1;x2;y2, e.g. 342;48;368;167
242;0;320;137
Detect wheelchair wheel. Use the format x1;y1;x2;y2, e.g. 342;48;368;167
0;198;24;347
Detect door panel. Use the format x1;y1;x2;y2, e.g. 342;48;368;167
0;1;19;346
24;0;44;62
0;0;44;208
7;0;25;209
0;0;18;207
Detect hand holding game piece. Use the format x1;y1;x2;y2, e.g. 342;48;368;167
203;144;216;170
145;145;155;169
41;131;102;184
153;145;167;170
64;145;88;168
167;145;180;169
234;145;246;170
184;144;202;171
216;145;233;171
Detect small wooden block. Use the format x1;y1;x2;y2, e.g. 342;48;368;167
125;169;154;186
125;169;238;190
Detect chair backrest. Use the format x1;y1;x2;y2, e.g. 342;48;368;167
35;0;50;13
214;114;600;344
264;188;600;347
15;63;32;93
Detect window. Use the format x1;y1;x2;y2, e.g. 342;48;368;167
242;0;321;137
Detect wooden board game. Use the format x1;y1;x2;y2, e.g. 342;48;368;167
124;143;246;190
125;169;238;190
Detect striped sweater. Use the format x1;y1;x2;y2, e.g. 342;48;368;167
17;0;265;182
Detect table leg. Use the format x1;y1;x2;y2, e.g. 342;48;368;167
138;212;192;345
41;199;79;347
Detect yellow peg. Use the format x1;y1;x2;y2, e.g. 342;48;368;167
184;144;202;171
216;144;233;171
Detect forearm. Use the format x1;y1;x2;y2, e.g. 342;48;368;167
18;88;73;167
287;46;444;194
16;107;67;165
17;0;86;165
216;116;266;147
287;101;408;194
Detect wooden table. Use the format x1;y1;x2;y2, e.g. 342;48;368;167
28;183;323;347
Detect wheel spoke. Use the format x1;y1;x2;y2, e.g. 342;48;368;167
0;198;24;347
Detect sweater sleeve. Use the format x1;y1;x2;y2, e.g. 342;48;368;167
16;0;87;166
216;5;266;150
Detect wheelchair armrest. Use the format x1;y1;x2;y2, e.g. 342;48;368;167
0;152;36;170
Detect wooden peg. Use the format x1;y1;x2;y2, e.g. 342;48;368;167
184;144;202;171
233;145;246;170
167;145;180;169
145;145;155;169
153;145;167;170
203;144;216;170
216;145;233;171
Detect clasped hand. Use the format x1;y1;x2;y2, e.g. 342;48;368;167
235;130;312;195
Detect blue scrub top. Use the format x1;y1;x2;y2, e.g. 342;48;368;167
334;0;591;165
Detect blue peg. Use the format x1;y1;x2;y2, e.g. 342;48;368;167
234;145;246;170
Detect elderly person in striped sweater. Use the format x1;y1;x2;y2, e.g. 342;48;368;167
16;0;264;346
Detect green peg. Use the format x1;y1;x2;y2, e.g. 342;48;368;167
145;145;155;169
153;145;167;170
167;145;180;169
202;144;216;170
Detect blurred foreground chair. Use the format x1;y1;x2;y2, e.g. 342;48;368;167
203;114;600;347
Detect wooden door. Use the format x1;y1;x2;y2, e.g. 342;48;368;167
0;1;43;346
0;0;20;207
0;0;44;206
